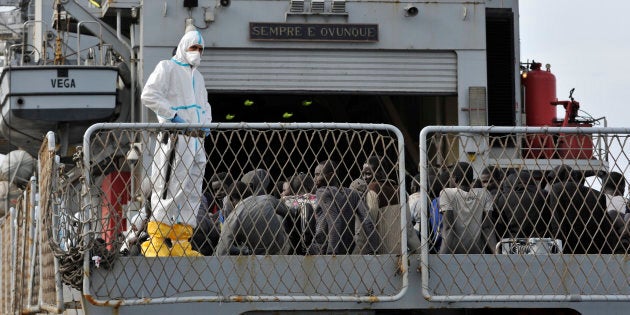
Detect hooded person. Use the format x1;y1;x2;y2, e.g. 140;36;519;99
494;170;549;239
140;30;212;257
241;169;271;196
547;166;615;254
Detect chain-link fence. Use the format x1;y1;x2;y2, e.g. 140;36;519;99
76;123;409;305
5;123;630;311
419;126;630;302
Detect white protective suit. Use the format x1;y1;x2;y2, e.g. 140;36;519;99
141;30;212;228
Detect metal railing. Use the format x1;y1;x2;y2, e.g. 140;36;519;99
5;124;630;312
419;126;630;302
76;122;409;306
0;133;81;314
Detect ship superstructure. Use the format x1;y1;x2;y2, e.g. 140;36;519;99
0;1;628;315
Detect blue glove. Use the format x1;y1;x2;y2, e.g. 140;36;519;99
201;127;210;137
171;114;186;123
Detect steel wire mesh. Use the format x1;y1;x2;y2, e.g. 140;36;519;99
420;126;630;302
74;123;408;303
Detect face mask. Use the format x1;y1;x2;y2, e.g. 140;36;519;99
185;51;201;67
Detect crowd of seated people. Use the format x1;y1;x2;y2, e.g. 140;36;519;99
122;156;629;257
127;156;417;256
419;162;629;255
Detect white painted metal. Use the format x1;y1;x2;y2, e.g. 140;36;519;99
199;49;457;93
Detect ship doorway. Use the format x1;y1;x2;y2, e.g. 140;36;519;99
207;93;458;178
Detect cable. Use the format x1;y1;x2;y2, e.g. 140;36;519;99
187;7;211;30
577;109;601;125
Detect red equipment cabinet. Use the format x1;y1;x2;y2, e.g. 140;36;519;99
101;171;131;250
552;98;594;159
556;123;594;159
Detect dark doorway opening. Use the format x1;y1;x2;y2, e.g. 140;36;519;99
207;92;457;182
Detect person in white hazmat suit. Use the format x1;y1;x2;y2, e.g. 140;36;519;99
140;30;212;257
